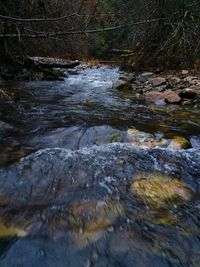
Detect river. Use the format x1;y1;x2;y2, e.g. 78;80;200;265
0;64;200;266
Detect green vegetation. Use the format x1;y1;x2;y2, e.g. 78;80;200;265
109;133;122;143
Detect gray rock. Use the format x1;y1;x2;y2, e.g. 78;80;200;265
0;144;199;266
150;77;166;87
112;79;131;90
182;70;189;75
184;76;198;83
126;129;155;143
138;72;153;83
180;88;200;99
167;76;181;86
118;73;135;83
28;126;126;151
190;136;200;149
154;84;168;92
0;144;199;208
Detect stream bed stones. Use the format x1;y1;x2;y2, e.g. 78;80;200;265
114;69;200;106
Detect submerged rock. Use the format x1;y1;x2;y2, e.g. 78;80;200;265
0;221;26;239
69;199;122;232
28;125;125;151
68;199;122;247
130;172;192;208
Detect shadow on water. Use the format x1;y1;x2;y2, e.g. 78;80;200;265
0;65;200;266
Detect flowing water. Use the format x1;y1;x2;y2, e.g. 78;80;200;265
0;64;200;266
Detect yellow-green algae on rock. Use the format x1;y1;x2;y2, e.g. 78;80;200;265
68;199;123;247
168;136;190;150
69;199;123;232
130;172;192;209
0;221;26;239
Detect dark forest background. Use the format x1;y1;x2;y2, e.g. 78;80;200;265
1;0;200;69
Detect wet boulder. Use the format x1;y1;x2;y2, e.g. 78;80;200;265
68;199;123;247
180;87;200;99
37;68;67;81
181;70;189;75
68;199;122;232
145;91;165;103
125;128;168;148
164;90;182;103
150;77;166;87
184;76;198;84
167;76;181;86
145;90;181;104
168;136;191;150
138;72;153;83
112;79;132;90
0;144;199;267
118;73;136;83
0;144;199;209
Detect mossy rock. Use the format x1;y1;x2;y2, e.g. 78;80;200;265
130;173;192;209
126;128;169;148
109;133;122;143
0;222;26;239
68;199;123;233
133;208;178;226
168;136;191;150
68;199;123;247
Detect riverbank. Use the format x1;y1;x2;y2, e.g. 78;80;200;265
113;69;200;107
0;57;80;82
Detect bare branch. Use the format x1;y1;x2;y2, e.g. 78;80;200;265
0;18;167;38
0;13;81;22
0;0;86;23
